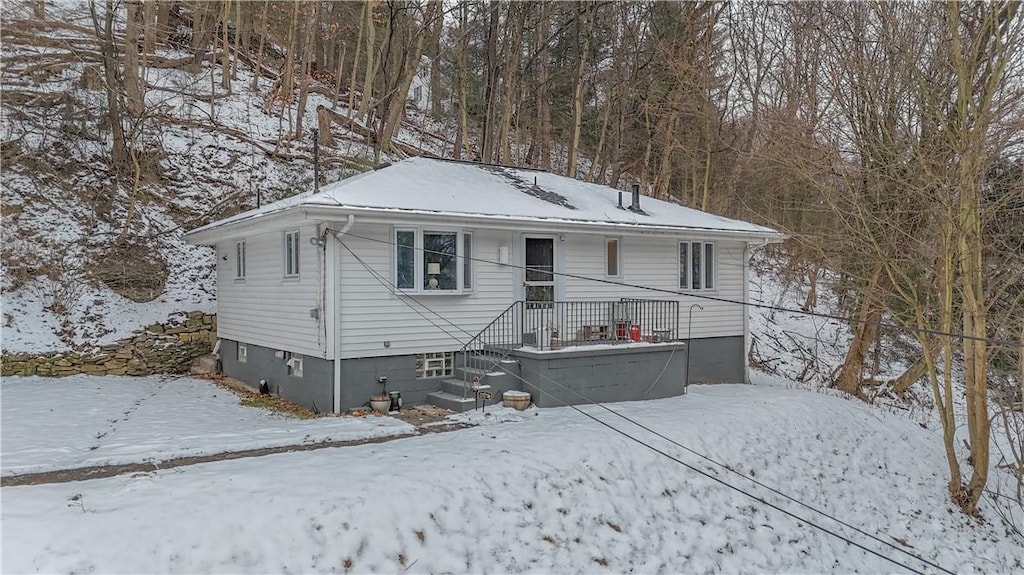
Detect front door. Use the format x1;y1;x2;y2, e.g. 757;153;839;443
523;236;556;347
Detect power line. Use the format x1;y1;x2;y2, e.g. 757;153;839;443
333;234;955;575
334;228;1023;350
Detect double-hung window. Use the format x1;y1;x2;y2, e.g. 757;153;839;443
679;241;715;291
284;230;300;278
234;240;246;279
605;237;620;277
394;228;473;293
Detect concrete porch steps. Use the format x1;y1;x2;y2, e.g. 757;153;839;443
424;390;477;413
427;378;496;413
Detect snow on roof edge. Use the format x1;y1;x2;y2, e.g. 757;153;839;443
185;157;783;243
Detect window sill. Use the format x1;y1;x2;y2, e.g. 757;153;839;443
398;290;474;296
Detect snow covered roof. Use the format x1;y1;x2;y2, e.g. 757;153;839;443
185;157;782;242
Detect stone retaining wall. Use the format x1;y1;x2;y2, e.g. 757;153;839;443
1;311;217;377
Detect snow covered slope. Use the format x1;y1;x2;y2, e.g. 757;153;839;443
2;384;1020;573
0;3;453;353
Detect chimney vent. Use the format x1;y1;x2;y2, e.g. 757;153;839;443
618;191;623;209
630;184;640;211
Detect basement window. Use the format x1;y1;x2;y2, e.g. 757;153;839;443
679;241;715;291
416;352;453;379
286;352;303;378
237;343;247;363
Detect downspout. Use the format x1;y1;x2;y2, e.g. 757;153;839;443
330;214;356;414
742;242;751;384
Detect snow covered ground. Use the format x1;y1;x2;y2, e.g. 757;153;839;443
0;375;412;477
3;383;1020;574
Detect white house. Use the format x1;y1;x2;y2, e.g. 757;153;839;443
184;157;783;413
406;55;431;110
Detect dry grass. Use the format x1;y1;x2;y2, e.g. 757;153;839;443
203;374;324;419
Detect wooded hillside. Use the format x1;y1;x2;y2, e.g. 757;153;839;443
1;0;1022;515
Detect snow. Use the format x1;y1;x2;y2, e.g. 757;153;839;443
502;390;531;397
0;375;413;477
3;384;1021;573
186;157;783;243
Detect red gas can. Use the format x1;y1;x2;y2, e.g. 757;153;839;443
629;324;641;341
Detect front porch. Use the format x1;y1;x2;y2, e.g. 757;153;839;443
426;299;692;411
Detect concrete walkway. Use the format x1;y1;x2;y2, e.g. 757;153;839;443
1;421;468;487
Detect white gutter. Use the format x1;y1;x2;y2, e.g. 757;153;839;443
330;214;355;414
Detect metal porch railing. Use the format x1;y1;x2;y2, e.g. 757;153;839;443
458;299;681;398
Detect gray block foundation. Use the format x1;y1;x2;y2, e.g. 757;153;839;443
220;340;333;413
685;336;745;384
511;343;688;407
220;335;745;413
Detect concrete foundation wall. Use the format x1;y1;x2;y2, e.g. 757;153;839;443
221;340;333;413
508;335;745;407
512;343;688;407
686;336;745;384
221;335;745;412
337;354;451;410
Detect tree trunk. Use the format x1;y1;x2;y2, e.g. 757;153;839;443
498;4;525;165
480;0;501;163
567;1;593;178
455;2;471;159
834;263;888;398
379;1;439;153
92;0;127;170
534;1;551;169
123;0;144;117
890;342;942;395
220;0;231;90
347;1;365;117
251;0;269;92
357;0;376;121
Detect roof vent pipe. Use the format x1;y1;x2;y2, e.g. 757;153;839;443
618;191;623;209
630;183;640;211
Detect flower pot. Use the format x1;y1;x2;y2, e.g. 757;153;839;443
502;390;531;411
369;395;391;414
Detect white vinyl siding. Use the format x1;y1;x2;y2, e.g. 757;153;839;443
338;224;515;359
216;224;325;357
561;234;744;339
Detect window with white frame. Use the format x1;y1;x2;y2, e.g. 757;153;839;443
237;343;247;363
416;352;453;378
679;241;715;291
286;352;303;377
605;237;620;277
234;240;246;279
463;232;473;290
284;230;300;277
394;228;473;293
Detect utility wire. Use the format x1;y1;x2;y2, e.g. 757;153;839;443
334;228;1023;350
333;234;955;575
